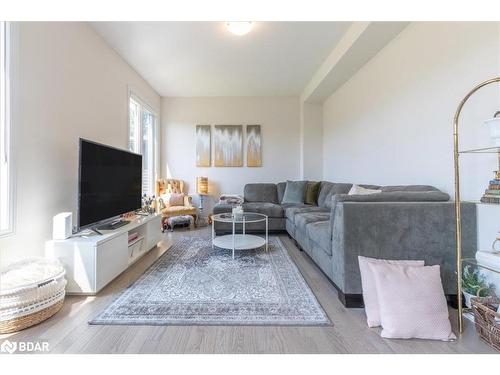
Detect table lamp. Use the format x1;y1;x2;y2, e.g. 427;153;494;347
196;177;208;195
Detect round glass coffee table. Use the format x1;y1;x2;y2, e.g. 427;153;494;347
211;212;268;259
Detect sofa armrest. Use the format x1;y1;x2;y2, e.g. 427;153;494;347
330;201;476;295
156;197;169;212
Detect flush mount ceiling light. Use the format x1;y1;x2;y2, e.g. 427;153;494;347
225;22;253;36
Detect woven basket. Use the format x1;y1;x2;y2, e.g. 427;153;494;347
0;258;66;334
471;296;500;351
0;299;64;334
1;275;66;309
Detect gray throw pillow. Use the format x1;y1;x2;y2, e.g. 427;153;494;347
282;180;307;204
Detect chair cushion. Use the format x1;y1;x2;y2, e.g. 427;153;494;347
242;202;283;218
306;220;332;255
169;193;185;206
244;184;278;203
282;180;307;204
284;205;329;223
294;212;331;230
161;206;196;216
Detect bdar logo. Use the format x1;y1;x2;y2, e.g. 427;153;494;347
1;340;17;354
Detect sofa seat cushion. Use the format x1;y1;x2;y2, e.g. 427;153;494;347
294;212;331;230
306;220;332;255
284;205;329;223
213;204;233;214
242;202;284;218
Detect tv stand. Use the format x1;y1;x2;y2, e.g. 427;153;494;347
97;219;129;231
45;214;162;294
90;227;103;236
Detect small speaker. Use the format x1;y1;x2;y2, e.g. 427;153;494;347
53;212;72;240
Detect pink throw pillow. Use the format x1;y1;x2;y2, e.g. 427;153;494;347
169;193;185;206
358;256;424;327
369;262;456;341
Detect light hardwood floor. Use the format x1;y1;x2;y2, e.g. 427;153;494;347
0;227;496;354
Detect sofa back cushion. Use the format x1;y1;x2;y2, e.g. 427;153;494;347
305;181;321;205
282;180;308;204
277;182;287;203
317;182;353;208
317;182;334;207
244;183;278;203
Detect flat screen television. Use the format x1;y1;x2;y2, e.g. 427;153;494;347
78;138;142;231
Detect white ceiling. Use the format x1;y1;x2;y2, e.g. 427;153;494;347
90;22;351;97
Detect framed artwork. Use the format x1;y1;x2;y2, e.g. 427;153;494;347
246;125;262;167
196;125;211;167
214;125;243;167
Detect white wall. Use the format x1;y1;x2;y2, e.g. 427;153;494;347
300;102;323;180
323;22;500;199
0;22;160;266
161;97;300;211
322;22;500;283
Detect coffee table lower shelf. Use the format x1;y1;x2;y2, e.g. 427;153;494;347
213;234;267;258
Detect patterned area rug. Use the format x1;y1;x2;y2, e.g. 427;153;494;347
89;236;330;326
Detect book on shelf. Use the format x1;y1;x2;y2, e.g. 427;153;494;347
480;195;500;204
485;189;500;195
128;232;139;244
489;180;500;185
488;185;500;190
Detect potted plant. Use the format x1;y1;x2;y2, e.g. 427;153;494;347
462;265;492;308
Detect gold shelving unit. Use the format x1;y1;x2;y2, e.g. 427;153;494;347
453;77;500;333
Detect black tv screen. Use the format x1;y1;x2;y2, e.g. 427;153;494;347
78;139;142;230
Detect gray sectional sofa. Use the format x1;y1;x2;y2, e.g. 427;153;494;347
213;181;476;307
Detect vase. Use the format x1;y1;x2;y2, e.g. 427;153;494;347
463;292;475;308
485;116;500;146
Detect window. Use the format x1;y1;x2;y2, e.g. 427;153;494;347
128;92;158;197
0;21;13;236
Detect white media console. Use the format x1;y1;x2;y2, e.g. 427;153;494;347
45;214;163;294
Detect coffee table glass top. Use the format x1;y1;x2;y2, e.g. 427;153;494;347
212;212;267;223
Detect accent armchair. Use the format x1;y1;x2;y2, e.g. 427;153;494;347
156;179;197;227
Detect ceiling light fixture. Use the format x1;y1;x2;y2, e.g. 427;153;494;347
225;22;253;36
